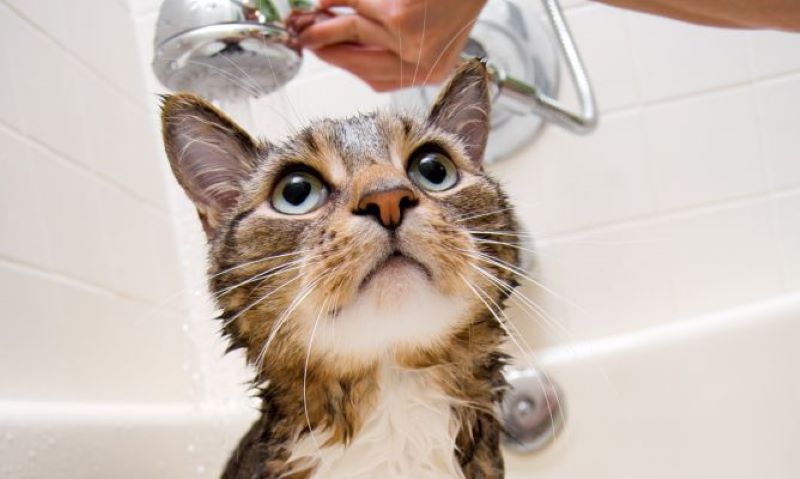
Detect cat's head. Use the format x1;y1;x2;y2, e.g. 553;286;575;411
161;60;520;376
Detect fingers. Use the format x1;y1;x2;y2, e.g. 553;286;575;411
317;0;384;22
312;45;448;91
299;14;394;50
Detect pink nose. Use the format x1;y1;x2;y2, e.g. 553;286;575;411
356;188;418;229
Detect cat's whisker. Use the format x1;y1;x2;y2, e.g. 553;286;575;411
470;263;568;338
210;249;311;281
303;295;330;454
459;248;589;317
221;271;306;329
212;255;320;300
458;274;562;439
473;238;534;255
255;273;327;376
453;206;516;223
458;274;532;364
410;0;428;87
184;60;262;98
215;52;268;97
421;17;479;86
466;230;535;238
257;35;309;127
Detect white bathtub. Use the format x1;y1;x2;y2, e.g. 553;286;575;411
2;294;798;478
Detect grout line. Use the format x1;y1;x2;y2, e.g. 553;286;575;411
0;254;183;314
1;0;150;114
535;291;800;364
596;68;800;118
746;47;791;293
0;118;169;219
0;399;256;420
538;192;773;244
770;185;800;199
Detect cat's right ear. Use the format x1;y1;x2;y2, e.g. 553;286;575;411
161;94;259;239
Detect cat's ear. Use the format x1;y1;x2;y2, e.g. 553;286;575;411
427;59;491;165
161;94;259;238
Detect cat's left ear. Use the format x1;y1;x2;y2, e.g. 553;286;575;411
427;59;491;166
161;94;260;238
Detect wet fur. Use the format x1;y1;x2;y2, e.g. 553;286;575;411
161;61;521;478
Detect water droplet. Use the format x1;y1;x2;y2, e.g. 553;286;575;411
47;437;56;446
196;464;207;475
186;443;196;454
4;432;13;442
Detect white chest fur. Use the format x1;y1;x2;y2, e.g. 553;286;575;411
289;366;465;479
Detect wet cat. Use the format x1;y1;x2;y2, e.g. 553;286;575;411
161;60;521;479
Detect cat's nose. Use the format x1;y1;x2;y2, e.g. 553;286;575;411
356;187;418;229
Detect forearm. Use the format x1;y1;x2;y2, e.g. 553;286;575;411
595;0;800;31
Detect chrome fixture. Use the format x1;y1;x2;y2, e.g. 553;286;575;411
153;0;597;161
501;367;566;453
395;0;598;162
153;0;314;101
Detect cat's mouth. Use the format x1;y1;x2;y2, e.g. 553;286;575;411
359;251;431;291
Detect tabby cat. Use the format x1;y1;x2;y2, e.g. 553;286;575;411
161;59;522;479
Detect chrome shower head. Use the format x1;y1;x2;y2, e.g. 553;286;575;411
153;0;309;101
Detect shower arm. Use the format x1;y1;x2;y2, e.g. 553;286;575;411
470;0;598;134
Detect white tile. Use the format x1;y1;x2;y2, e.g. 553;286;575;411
3;11;90;163
31;146;115;287
0;264;61;399
773;193;800;291
756;76;800;191
540;222;676;340
0;128;51;268
134;11;168;99
60;0;146;104
661;200;783;317
101;188;183;305
2;0;70;45
525;111;657;235
125;0;165;15
120;106;171;207
489;128;554;239
0;263;194;402
749;30;800;78
643;88;765;212
0;4;22;128
76;67;169;208
565;4;641;112
55;283;195;402
6;0;146;104
627;11;751;102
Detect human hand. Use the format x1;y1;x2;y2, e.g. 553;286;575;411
291;0;488;92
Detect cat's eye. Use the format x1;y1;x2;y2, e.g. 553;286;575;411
407;149;459;192
271;171;328;215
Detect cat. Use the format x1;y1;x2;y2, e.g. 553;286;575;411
160;59;522;479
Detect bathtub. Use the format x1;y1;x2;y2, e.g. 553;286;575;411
2;293;798;478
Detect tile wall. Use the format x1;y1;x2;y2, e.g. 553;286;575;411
1;0;798;475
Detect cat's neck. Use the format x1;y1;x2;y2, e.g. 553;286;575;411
288;364;464;478
249;317;508;478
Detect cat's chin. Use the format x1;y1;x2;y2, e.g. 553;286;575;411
358;253;431;298
309;256;469;361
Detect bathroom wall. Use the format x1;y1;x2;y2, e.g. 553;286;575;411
132;0;800;351
1;0;799;476
0;0;194;403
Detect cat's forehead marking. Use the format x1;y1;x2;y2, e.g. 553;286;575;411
324;114;398;173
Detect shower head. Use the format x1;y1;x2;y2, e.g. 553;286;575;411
153;0;309;101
